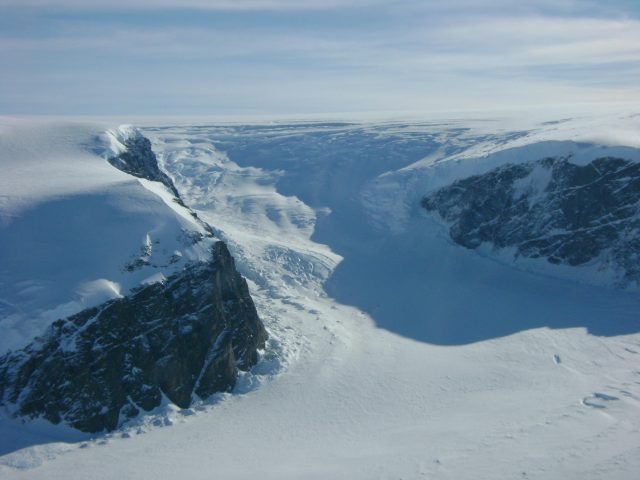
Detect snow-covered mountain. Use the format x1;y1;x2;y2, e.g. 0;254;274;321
0;119;267;433
1;113;640;479
422;155;640;288
0;121;213;353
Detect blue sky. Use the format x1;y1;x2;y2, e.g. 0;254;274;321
1;0;639;116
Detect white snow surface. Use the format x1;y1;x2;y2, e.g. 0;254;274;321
0;118;213;353
2;113;640;479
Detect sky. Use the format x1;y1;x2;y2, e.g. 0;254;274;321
1;0;639;116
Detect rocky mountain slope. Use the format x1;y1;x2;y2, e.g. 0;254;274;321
0;242;267;433
422;156;640;288
0;123;267;432
107;126;181;198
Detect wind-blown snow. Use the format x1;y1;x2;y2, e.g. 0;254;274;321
2;113;640;479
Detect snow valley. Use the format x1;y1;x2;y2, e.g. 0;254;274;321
1;113;640;479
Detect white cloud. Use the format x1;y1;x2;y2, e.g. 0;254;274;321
1;0;639;114
5;13;638;68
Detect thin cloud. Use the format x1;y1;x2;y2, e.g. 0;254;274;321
1;0;639;114
0;0;379;11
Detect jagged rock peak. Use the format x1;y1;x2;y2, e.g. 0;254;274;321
0;241;268;433
422;156;640;288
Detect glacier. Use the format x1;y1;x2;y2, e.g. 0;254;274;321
1;112;640;479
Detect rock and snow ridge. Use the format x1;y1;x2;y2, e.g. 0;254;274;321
422;155;640;289
106;126;180;196
0;120;216;354
0;242;267;433
0;122;267;432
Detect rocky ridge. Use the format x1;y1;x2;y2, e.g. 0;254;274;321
107;128;181;198
0;242;267;433
422;156;640;287
0;128;268;432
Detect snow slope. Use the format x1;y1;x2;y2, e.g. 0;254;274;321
0;119;213;354
2;113;640;479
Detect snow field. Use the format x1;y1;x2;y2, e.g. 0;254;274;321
2;113;640;479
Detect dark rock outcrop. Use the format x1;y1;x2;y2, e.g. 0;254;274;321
107;128;215;236
422;156;640;286
108;129;180;198
0;242;268;433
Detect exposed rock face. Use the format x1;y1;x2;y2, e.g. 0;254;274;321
0;242;268;433
422;157;640;287
0;128;267;432
108;129;181;198
108;127;215;236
